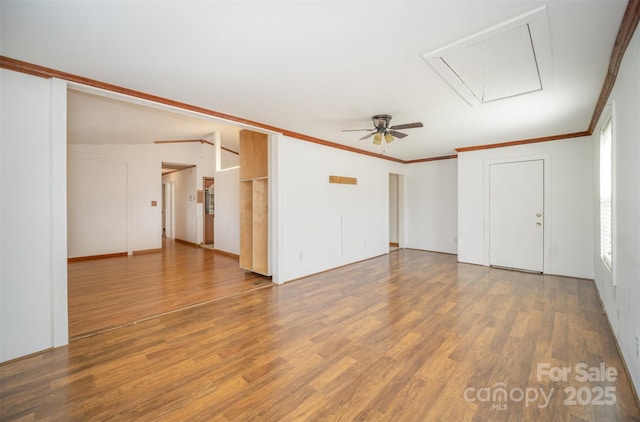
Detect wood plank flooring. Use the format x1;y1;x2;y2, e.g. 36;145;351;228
68;239;271;338
2;249;639;421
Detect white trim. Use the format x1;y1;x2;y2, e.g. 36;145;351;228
398;173;406;249
596;102;616;286
51;77;69;347
270;133;282;284
387;172;405;249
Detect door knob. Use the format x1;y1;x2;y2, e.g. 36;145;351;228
536;222;542;226
536;213;542;217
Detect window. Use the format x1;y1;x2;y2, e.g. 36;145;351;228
600;116;612;271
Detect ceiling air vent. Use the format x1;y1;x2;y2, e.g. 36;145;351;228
423;6;552;107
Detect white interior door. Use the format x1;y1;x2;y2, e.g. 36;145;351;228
489;159;544;272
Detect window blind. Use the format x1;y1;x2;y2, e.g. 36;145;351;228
600;117;612;270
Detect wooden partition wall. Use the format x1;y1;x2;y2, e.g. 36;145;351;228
239;130;270;275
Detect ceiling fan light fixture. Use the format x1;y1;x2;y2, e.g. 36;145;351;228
343;114;423;147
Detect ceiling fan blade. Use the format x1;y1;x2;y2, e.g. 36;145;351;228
388;130;408;139
390;122;423;130
359;132;376;140
343;129;374;132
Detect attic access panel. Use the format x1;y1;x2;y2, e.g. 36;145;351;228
424;6;552;107
441;24;540;103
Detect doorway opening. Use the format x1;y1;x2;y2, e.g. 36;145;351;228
389;173;401;251
66;86;261;340
161;162;197;246
162;181;175;240
203;177;215;246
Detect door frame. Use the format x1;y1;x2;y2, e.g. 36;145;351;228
387;172;405;249
162;182;176;240
203;176;215;244
482;154;551;273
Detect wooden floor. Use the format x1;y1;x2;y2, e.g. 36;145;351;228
2;249;639;421
68;239;271;338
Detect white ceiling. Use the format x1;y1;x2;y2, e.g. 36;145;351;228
67;88;242;152
0;1;628;161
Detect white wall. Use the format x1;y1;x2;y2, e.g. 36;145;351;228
276;135;404;283
458;137;594;279
593;25;640;395
67;157;128;257
405;158;458;254
214;166;240;255
221;149;240;169
0;70;68;362
68;142;215;254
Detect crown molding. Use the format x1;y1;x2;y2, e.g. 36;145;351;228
154;139;239;155
455;131;591;153
2;0;639;166
0;56;404;164
155;139;215;147
404;155;458;164
589;0;640;133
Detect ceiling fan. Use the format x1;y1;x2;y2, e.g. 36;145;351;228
343;114;423;145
